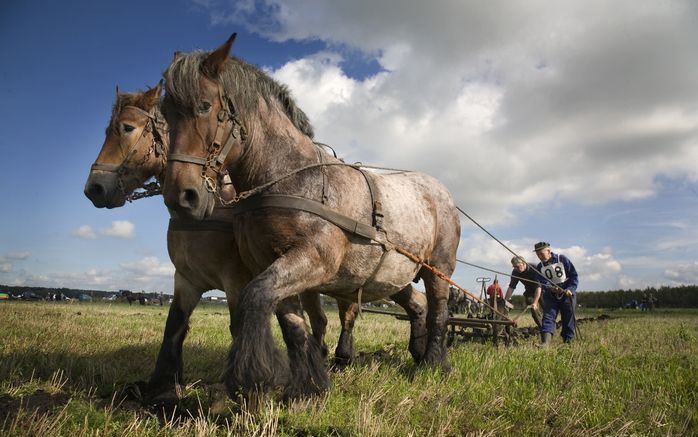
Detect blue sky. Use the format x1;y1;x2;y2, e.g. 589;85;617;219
1;0;697;294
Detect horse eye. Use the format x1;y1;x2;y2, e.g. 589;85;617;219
197;101;212;114
122;123;135;133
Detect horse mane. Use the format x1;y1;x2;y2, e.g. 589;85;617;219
162;51;315;139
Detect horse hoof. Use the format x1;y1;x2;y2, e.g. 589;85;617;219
144;384;183;407
118;380;148;402
332;355;352;368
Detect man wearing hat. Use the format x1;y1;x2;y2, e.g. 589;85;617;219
534;242;579;346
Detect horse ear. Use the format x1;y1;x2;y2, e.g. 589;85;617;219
173;51;183;61
116;85;121;96
202;32;237;78
143;80;163;110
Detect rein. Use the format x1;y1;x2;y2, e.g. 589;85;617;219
90;105;166;201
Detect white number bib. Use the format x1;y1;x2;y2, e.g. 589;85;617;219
542;261;567;285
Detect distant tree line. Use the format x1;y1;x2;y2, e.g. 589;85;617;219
576;285;698;309
0;284;162;301
490;285;698;309
3;283;696;308
0;284;107;299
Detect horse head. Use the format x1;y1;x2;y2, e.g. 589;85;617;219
161;33;314;220
85;81;167;208
161;34;243;220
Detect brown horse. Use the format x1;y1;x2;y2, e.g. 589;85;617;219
84;84;332;403
161;34;461;399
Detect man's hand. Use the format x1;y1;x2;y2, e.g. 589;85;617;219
505;300;514;310
532;302;539;310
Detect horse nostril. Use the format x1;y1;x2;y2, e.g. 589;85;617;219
85;183;105;200
180;189;199;209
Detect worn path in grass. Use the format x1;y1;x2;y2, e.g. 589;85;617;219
0;301;696;436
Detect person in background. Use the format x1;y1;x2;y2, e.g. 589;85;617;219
486;277;503;299
534;241;579;346
504;256;543;327
486;277;509;318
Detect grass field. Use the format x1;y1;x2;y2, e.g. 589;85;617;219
0;301;696;436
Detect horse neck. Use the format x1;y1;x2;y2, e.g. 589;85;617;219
230;109;319;192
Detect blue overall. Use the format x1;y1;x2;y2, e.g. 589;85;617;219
537;253;579;340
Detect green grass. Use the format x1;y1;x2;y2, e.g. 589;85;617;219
0;301;696;436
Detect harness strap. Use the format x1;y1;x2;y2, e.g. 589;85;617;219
91;163;120;172
358;169;385;231
123;105;156;119
216;128;237;167
314;144;328;204
168;153;208;166
227;194;383;243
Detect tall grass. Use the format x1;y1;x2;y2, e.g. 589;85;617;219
0;301;695;435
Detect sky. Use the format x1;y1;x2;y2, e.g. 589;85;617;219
1;0;697;295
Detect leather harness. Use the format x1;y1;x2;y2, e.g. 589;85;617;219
165;81;406;306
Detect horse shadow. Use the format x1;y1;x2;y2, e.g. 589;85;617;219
0;342;230;424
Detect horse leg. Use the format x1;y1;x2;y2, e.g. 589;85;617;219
276;295;331;399
224;247;335;399
299;291;329;358
334;299;359;366
390;284;428;363
421;268;452;373
147;271;201;404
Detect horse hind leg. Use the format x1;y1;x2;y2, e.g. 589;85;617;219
299;291;329;358
421;267;452;373
333;299;359;366
390;284;428;363
276;296;331;400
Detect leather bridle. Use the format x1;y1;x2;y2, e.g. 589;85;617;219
167;82;247;194
90;105;166;200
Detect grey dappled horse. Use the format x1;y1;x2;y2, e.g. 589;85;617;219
161;34;460;399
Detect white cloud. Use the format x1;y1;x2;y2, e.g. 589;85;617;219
185;1;698;290
72;225;97;240
0;251;31;261
100;221;136;239
0;251;31;274
3;256;176;293
6;269;114;289
120;256;175;277
199;0;698;225
663;261;698;285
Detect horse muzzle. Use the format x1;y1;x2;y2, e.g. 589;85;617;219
165;184;214;220
84;172;125;208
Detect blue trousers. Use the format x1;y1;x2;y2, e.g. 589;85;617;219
541;292;576;339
